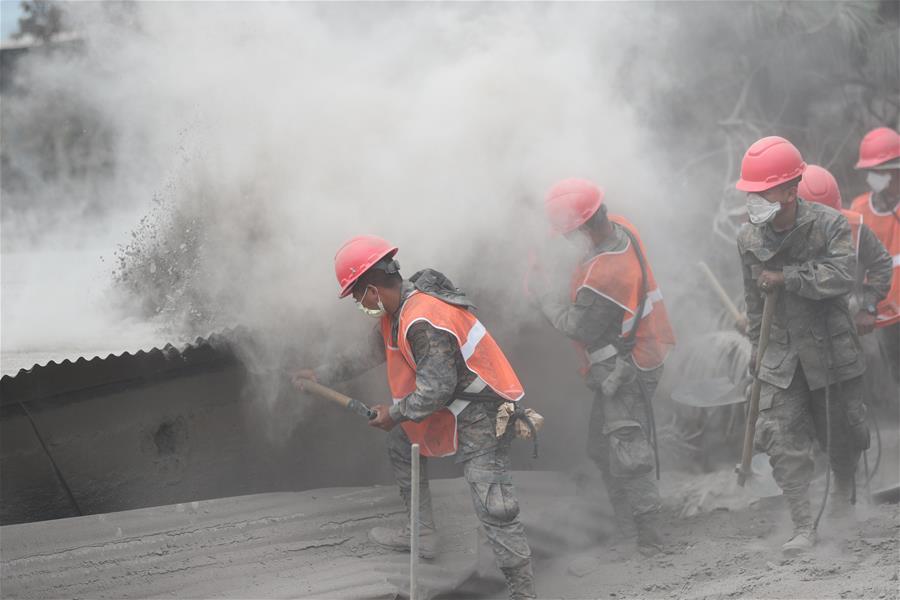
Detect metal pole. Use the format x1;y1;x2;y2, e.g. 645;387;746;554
410;443;420;600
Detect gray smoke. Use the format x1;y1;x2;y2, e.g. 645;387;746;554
2;2;896;444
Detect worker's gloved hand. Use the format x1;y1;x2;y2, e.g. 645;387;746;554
368;404;397;431
756;270;784;292
854;310;877;336
289;368;317;391
748;349;758;376
600;356;635;397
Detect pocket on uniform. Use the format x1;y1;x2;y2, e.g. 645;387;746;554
760;327;790;370
608;425;654;477
471;482;520;523
761;342;790;370
827;331;860;368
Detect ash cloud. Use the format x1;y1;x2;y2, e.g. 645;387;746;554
2;2;896;445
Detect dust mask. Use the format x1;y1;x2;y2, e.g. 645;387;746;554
746;193;780;225
356;286;386;318
866;172;891;193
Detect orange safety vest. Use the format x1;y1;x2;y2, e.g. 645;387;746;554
851;192;900;327
380;291;524;458
569;215;676;372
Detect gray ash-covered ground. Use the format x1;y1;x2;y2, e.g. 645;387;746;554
536;498;899;600
3;468;897;600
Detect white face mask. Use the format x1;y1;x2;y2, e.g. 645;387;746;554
866;171;891;193
746;193;780;224
356;285;386;318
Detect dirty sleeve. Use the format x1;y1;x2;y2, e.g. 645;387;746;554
314;325;386;384
536;287;624;349
388;321;459;423
855;222;893;309
739;247;764;346
782;215;855;300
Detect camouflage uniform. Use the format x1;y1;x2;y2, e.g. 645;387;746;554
537;224;663;550
852;221;895;407
317;275;534;599
737;200;869;539
853;222;893;314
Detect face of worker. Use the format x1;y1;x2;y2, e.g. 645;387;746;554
352;284;381;310
564;227;593;254
758;182;798;207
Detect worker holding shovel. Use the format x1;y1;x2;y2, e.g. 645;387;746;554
291;235;536;600
735;136;869;555
530;178;676;557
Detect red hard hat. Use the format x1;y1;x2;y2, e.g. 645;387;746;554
333;235;398;298
798;164;841;211
544;178;604;235
855;127;900;169
735;136;806;193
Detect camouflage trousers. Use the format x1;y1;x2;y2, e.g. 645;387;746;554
587;365;663;521
386;414;532;569
754;366;868;529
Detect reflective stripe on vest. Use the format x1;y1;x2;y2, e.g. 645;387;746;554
399;292;524;402
381;291;524;457
851;192;900;327
570;215;676;371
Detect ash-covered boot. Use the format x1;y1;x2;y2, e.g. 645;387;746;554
368;523;437;559
500;561;536;600
369;486;437;559
634;511;664;557
782;492;816;556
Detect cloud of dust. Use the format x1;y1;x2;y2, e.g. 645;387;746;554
5;2;894;451
1;2;690;437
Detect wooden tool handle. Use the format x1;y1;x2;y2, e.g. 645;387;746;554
698;261;744;324
737;290;777;487
299;379;376;419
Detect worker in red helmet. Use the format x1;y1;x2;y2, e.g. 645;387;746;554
532;178;675;557
292;235;536;599
798;165;892;336
736;137;868;556
849;127;900;383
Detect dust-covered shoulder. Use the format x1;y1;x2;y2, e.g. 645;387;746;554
736;221;759;255
805;199;849;231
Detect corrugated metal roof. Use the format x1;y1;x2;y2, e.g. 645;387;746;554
0;331;240;406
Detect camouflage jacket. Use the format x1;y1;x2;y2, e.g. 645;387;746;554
854;222;893;311
737;199;865;391
315;272;501;427
536;225;627;389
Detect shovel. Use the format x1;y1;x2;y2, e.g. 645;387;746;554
736;290;777;487
296;379;377;420
698;261;746;328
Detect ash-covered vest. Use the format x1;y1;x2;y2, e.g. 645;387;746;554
851;192;900;327
381;291;524;458
569;215;676;372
